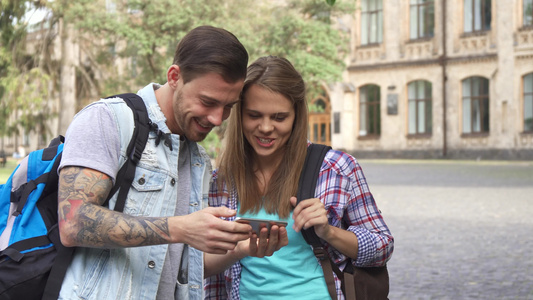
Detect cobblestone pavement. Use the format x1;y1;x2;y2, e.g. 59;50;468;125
358;159;533;300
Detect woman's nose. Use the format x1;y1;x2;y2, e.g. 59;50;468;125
259;119;274;133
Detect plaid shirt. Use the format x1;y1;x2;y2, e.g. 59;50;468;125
204;147;394;300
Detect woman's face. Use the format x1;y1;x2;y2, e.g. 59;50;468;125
242;84;295;162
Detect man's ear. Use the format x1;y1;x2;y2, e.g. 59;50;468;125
167;65;181;89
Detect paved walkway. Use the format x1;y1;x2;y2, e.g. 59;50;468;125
358;159;533;300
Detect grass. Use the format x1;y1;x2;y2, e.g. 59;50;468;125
0;158;18;184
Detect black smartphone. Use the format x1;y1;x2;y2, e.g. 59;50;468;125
234;217;288;235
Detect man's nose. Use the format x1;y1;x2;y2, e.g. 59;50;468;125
207;107;225;126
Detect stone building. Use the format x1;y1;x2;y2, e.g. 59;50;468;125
313;0;533;160
4;1;533;160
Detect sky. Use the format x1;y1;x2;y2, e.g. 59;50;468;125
24;7;49;25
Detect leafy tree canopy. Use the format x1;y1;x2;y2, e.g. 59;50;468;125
59;0;351;98
0;0;52;142
1;0;352;147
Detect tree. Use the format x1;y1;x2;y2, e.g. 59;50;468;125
0;0;55;149
1;0;352;152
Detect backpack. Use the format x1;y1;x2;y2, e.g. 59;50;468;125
297;143;390;300
0;93;151;300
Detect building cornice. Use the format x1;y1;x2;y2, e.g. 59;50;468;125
347;54;498;72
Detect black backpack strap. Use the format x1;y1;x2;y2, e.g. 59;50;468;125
11;173;49;216
42;225;74;300
11;136;64;216
103;93;151;212
297;143;331;246
296;143;337;299
42;94;150;300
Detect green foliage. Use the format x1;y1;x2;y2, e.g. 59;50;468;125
0;0;54;143
0;0;27;46
0;64;53;139
199;130;222;161
57;0;350;99
309;103;326;113
1;0;352;155
235;0;351;100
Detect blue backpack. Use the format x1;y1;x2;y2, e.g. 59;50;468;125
0;93;151;300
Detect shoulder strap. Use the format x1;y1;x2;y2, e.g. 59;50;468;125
297;143;331;246
103;93;151;212
43;94;151;300
296;143;338;299
297;144;389;300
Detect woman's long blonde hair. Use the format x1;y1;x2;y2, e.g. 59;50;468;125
216;56;308;218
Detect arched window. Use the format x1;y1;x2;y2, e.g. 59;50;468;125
309;94;331;146
408;80;432;135
314;98;327;113
462;76;490;134
524;73;533;132
359;84;381;136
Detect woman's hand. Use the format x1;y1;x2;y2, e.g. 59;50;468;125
235;225;289;258
290;196;359;260
204;222;289;277
290;196;331;240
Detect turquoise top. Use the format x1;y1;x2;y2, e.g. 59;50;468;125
237;206;330;300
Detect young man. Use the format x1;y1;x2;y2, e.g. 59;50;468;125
57;26;252;300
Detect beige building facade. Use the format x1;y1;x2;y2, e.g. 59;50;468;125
325;0;533;160
4;1;533;160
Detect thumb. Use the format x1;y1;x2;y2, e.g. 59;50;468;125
206;206;237;218
290;196;297;207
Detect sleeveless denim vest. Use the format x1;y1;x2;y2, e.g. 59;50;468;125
59;84;210;300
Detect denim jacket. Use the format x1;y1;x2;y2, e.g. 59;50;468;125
59;84;211;300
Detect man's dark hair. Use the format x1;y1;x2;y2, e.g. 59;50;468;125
173;25;249;83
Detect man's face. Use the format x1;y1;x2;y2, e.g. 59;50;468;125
171;72;244;142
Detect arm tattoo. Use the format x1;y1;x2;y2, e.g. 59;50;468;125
58;166;173;248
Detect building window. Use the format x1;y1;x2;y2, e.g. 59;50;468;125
333;112;341;134
525;0;533;27
361;0;383;45
359;85;381;136
131;56;138;78
524;73;533;132
408;80;432;135
106;0;116;13
464;0;491;33
23;133;30;146
462;77;489;134
410;0;435;40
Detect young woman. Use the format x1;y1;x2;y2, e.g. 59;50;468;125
204;56;394;300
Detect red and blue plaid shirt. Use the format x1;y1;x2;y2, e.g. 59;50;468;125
204;147;394;300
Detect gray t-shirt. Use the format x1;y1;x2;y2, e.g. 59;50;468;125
59;103;121;181
156;140;191;299
59;101;192;299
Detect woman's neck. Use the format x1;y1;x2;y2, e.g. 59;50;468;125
253;152;283;194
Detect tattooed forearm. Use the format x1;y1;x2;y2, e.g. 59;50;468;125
76;203;172;247
58;166;173;248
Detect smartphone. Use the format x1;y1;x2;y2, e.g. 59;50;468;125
234;217;288;235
